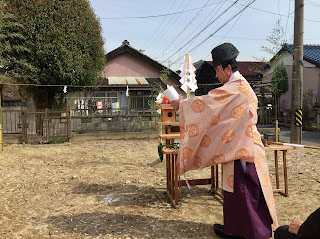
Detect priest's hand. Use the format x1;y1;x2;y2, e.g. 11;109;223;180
170;95;184;111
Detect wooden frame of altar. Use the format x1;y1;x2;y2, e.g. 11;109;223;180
156;104;219;208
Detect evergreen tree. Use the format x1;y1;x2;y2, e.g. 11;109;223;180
6;0;105;108
0;0;36;83
269;62;289;119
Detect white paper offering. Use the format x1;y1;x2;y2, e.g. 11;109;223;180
164;86;179;101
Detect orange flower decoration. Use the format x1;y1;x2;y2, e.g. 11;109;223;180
199;135;211;148
211;153;225;164
183;147;193;160
254;155;260;169
235;148;250;161
221;130;235;143
227;174;234;189
253;131;261;144
191;98;206;113
186;124;199;138
245;125;253;138
210;114;220;125
194;156;202;168
238;81;250;95
231;105;245;120
215;90;230;104
251;98;258;109
180;127;186;139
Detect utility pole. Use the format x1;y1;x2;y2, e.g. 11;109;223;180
291;0;304;144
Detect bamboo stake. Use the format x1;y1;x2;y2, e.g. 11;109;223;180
0;95;2;151
275;120;279;142
0;124;2;152
268;141;320;150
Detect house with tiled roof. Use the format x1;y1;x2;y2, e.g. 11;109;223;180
193;60;264;96
67;40;182;116
262;44;320;111
100;40;182;112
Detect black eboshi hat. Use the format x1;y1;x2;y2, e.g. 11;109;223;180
211;43;239;68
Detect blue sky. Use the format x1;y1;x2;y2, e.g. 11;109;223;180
88;0;320;70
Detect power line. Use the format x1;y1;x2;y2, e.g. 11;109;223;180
172;0;256;65
2;77;320;89
163;0;239;63
201;0;250;60
159;0;213;55
146;0;192;51
143;0;178;49
284;0;292;42
99;1;230;20
243;3;320;22
168;1;226;60
160;0;225;60
98;2;320;22
305;0;320;7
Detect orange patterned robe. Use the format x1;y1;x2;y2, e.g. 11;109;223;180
178;75;278;227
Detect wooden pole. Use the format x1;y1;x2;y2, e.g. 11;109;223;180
45;108;49;142
0;124;2;152
275;120;279;142
291;0;304;143
0;95;2;151
275;150;279;190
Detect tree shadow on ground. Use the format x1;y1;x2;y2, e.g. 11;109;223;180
47;211;218;238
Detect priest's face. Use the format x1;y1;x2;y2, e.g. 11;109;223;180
215;65;233;84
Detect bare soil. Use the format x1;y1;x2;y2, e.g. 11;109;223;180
0;138;319;239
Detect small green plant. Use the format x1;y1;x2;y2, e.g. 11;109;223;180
158;142;179;162
78;126;87;134
48;137;68;144
133;114;148;130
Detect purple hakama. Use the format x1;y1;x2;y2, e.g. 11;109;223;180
223;160;273;239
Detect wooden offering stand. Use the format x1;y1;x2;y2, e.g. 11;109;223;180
265;143;294;197
155;104;219;208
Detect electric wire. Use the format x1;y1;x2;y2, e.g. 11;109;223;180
162;0;239;63
168;1;226;61
146;0;192;52
156;0;226;61
143;0;178;50
160;0;213;55
98;2;320;23
171;0;256;66
201;0;250;60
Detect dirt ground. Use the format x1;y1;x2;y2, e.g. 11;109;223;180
0;137;319;239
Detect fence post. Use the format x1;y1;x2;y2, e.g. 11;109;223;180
0;124;2;151
45;108;49;142
21;108;27;143
66;107;71;140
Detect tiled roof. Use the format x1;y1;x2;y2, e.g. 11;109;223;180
193;60;205;71
204;61;264;76
106;40;180;80
282;44;320;67
99;77;164;88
